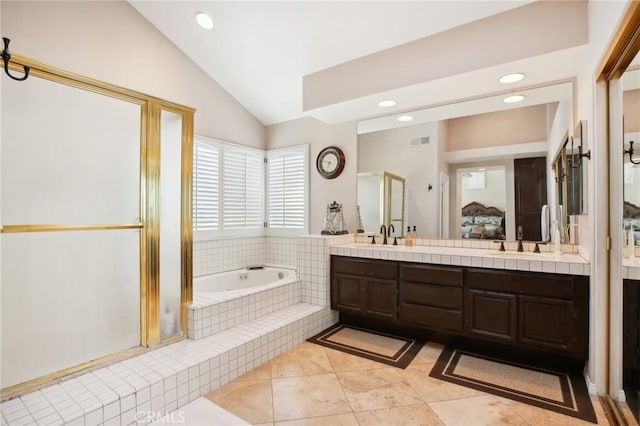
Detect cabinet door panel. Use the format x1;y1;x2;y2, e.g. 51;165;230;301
364;278;397;320
467;289;517;342
333;274;363;313
518;296;572;351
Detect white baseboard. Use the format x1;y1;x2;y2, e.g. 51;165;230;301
584;371;597;395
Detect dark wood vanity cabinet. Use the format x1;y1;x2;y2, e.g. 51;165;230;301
331;256;397;321
330;255;589;359
398;264;464;333
465;268;588;358
466;289;517;342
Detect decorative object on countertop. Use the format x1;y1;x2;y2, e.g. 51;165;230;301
356;205;365;233
307;323;423;369
554;221;562;254
541;204;550;242
321;200;348;235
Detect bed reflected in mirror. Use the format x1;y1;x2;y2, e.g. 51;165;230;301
458;166;506;240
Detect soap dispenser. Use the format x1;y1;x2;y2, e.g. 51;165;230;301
405;226;413;247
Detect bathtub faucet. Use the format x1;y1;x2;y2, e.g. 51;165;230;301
247;265;264;270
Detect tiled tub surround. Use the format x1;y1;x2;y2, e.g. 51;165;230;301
331;234;590;276
296;234;354;306
188;275;302;340
0;305;335;426
1;235;332;426
193;235;297;277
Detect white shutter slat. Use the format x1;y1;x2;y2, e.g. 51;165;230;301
267;147;306;230
193;140;220;231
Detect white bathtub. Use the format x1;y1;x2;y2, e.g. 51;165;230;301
194;266;296;295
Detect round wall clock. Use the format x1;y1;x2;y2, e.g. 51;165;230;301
316;146;345;179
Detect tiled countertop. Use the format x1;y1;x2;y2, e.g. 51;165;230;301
330;242;590;276
623;256;640;280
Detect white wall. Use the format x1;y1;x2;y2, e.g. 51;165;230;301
578;0;633;396
447;105;549;151
460;168;507;211
357;122;442;237
1;1;265;149
266;117;358;235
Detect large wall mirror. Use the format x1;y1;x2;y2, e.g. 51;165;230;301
356;82;574;243
620;50;640;423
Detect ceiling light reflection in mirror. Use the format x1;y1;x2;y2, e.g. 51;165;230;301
358;82;572;135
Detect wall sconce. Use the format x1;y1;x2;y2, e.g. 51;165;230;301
569;136;591;169
1;37;30;81
624;141;640;165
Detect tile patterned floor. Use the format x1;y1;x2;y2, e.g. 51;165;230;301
205;341;617;425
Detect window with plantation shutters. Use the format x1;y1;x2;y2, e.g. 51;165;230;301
222;145;264;230
193;138;220;233
267;145;308;234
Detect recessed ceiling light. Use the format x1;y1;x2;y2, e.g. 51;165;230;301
378;100;396;108
498;73;525;84
397;115;413;122
195;12;214;30
503;95;525;103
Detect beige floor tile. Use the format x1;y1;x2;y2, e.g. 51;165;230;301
355;403;445;426
205;379;273;424
237;361;272;381
323;347;387;372
409;341;445;367
253;424;274;426
271;342;334;378
274;413;359;426
502;395;609;425
337;367;423;412
401;363;483;402
428;394;531;426
272;373;352;421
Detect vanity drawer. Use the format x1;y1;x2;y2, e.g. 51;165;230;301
400;281;462;310
465;268;576;299
332;256;397;279
399;303;463;333
400;263;463;287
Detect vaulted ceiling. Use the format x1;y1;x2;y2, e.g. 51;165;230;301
130;1;588;126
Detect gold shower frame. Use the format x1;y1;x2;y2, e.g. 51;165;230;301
0;54;194;399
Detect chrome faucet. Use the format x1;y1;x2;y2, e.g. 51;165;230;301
380;224;388;245
517;225;524;253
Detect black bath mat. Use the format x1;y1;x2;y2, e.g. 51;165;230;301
429;346;597;423
307;323;422;369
